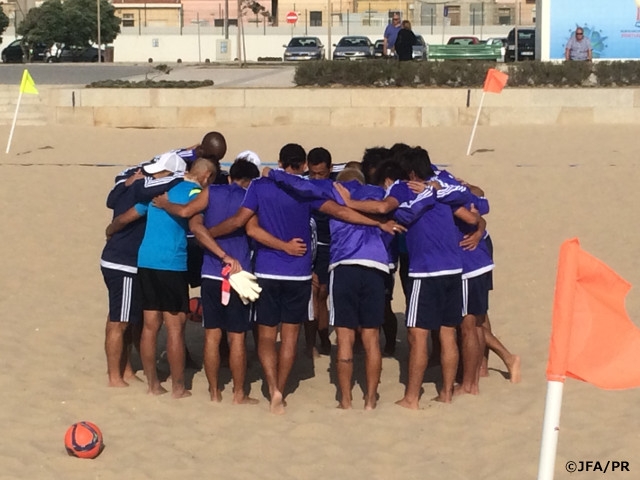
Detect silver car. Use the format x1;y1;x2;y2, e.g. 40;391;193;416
333;36;375;60
283;37;325;61
412;35;427;61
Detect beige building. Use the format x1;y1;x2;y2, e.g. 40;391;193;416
112;0;182;29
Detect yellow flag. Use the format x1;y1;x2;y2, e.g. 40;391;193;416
19;69;38;95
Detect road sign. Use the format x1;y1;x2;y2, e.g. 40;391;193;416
443;6;449;17
286;11;298;24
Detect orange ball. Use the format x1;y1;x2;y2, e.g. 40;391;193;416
64;421;104;459
188;296;203;322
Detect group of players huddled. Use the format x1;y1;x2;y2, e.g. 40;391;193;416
101;131;520;413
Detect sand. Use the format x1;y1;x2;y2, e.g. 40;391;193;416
1;123;639;480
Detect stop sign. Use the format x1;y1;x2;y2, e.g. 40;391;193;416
286;11;298;24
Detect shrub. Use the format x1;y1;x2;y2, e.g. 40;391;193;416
86;79;214;88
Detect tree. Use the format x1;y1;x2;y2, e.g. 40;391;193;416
0;6;10;44
17;0;120;49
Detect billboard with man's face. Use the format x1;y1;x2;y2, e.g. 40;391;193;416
550;0;640;59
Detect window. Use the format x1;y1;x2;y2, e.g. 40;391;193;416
498;7;512;25
470;3;483;27
420;3;436;27
447;5;460;26
122;13;135;27
310;11;322;26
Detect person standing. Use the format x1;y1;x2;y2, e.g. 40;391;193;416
394;20;417;62
383;13;402;57
565;27;592;61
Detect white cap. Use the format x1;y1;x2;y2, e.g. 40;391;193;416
143;152;187;174
236;150;261;169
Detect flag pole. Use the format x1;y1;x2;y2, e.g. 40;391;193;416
537;380;565;480
466;90;485;156
6;87;23;154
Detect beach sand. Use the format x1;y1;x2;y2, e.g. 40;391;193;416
1;124;639;479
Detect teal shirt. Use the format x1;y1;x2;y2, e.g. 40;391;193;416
135;179;201;271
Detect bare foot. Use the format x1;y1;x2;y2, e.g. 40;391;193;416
453;384;479;396
108;377;129;388
148;384;168;396
233;395;259;405
172;389;192;399
364;396;377;411
270;390;286;415
508;355;522;384
395;397;419;410
209;389;222;403
124;373;144;383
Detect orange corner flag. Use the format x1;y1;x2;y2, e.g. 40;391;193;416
19;69;38;95
483;68;508;94
546;238;640;390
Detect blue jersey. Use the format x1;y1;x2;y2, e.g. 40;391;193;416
136;179;201;271
242;176;324;280
201;183;252;280
390;180;470;277
101;175;183;272
435;170;494;279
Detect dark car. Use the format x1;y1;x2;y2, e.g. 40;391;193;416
47;45;104;63
333;36;374;60
1;39;47;63
374;39;384;58
505;27;536;62
283;36;325;61
412;35;427;60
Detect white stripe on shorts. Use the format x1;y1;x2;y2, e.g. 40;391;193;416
461;277;469;317
120;275;132;323
406;279;421;328
328;270;335;327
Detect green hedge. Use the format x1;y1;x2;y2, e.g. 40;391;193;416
294;60;640;87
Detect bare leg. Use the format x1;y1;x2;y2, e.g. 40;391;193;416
457;314;481;395
228;331;259;404
475;324;486;387
436;326;459;403
484;326;521;383
479;315;491;377
396;327;429;409
203;328;223;402
122;322;142;383
360;327;382;410
276;323;300;396
140;310;167;395
316;284;331;355
257;324;284;414
164;312;191;399
105;319;129;387
335;327;355;409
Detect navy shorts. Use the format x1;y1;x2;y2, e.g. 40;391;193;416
329;265;386;329
313;244;330;286
255;278;312;327
485;234;494;291
201;278;251;332
384;269;396;300
462;272;491;316
101;267;142;324
405;274;463;330
137;267;189;313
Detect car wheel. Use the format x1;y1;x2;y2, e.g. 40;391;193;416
46;57;54;63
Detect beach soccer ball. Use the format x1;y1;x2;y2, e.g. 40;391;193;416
188;297;203;322
64;421;104;459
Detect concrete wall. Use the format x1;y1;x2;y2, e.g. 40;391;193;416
17;86;640;128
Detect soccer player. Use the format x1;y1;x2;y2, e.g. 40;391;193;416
206;143;400;414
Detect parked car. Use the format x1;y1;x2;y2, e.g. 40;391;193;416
283;36;325;61
46;45;104;63
505;27;536;61
373;39;384;58
413;35;427;60
447;36;481;46
333;36;375;60
1;39;47;63
485;37;508;61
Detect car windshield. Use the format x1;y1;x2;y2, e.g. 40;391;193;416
289;38;317;47
338;37;368;47
415;36;425;46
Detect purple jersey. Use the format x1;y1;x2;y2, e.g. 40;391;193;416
201;184;252;281
389;180;470;277
242;177;324;280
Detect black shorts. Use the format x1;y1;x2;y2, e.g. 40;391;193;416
462;273;491;316
329;265;385;329
187;237;204;288
137;267;189;313
201;278;251;332
313;244;330;286
384;269;396;300
485;234;494;291
255;278;312;327
101;267;142;324
405;274;463;330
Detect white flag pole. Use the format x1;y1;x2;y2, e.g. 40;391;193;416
6;88;24;154
537;380;565;480
466;90;486;156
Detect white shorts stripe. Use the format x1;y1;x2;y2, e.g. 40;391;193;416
120;276;132;323
406;279;421;328
462;278;469;317
328;270;335;327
